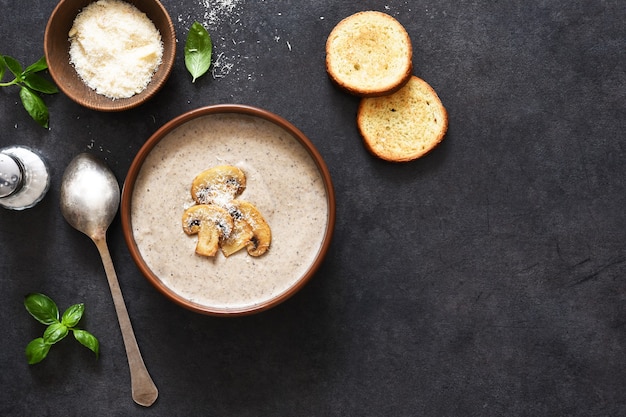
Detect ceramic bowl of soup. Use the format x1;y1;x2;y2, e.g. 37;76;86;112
120;104;336;316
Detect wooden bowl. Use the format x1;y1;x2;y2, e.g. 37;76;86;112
44;0;176;111
120;105;336;316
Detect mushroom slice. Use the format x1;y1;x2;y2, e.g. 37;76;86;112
220;209;254;257
226;200;271;257
191;165;246;206
182;204;234;257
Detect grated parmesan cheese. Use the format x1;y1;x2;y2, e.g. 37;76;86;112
68;0;163;99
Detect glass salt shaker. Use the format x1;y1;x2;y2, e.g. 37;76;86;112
0;146;50;210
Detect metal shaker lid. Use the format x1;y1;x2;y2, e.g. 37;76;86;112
0;153;24;198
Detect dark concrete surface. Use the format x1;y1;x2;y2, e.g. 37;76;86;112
1;0;625;416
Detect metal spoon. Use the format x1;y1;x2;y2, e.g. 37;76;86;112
60;153;158;407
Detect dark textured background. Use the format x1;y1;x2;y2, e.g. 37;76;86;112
1;0;625;416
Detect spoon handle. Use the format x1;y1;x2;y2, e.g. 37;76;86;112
94;237;159;407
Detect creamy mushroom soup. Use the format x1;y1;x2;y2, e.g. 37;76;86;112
130;113;329;310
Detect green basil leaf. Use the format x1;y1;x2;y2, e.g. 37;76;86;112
184;21;212;83
3;55;23;80
19;86;49;128
26;338;51;365
23;72;59;94
73;329;99;358
24;293;59;325
43;322;68;344
23;56;48;75
61;303;84;327
0;56;6;81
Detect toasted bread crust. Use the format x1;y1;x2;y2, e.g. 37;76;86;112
357;76;448;162
326;11;413;97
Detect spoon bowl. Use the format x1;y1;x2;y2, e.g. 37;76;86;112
60;153;158;407
60;153;119;238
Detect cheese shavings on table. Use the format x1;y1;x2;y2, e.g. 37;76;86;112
68;0;163;99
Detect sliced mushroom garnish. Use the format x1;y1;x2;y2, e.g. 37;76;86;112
220;208;254;257
182;204;234;257
190;165;246;206
227;200;271;257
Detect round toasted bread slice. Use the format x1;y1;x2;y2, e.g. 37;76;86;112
326;11;413;97
357;75;448;162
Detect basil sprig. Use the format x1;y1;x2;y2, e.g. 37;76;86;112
184;21;213;82
24;293;99;365
0;55;58;128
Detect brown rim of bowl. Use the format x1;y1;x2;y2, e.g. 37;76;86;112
120;104;336;316
44;0;176;112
